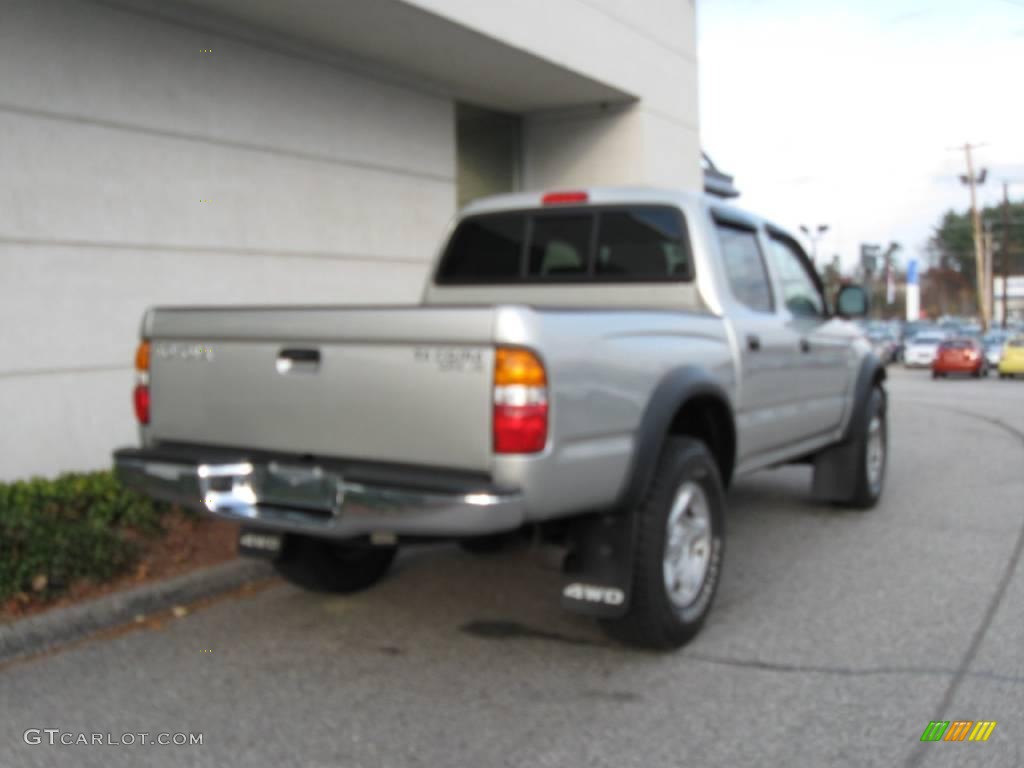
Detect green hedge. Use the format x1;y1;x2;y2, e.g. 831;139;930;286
0;470;176;604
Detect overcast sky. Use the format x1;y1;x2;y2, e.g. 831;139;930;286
698;0;1024;271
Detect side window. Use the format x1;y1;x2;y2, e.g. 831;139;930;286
715;224;774;313
766;236;826;318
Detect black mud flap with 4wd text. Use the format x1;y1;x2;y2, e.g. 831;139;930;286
561;510;635;618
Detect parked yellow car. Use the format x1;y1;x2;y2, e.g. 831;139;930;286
998;337;1024;378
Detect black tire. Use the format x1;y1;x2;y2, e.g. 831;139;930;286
845;386;887;509
600;437;725;651
274;536;396;593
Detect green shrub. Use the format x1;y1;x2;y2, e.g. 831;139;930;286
0;469;175;604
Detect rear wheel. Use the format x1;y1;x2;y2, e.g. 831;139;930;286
274;536;396;593
600;437;724;650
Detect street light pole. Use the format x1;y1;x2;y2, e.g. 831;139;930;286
800;224;830;269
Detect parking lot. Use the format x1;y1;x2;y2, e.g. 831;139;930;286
2;367;1022;768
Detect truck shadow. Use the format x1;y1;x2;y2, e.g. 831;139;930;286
290;465;844;651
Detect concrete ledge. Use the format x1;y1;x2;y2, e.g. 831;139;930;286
0;559;274;664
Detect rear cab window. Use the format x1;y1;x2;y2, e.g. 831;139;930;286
436;206;692;284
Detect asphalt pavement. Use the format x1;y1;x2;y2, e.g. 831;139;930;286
2;367;1022;768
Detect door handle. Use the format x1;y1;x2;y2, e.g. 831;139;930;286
746;334;761;352
799;338;811;354
276;348;320;374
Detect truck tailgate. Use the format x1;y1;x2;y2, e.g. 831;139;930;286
145;306;497;472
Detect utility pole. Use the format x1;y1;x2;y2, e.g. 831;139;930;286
956;143;988;330
1002;182;1011;329
983;225;995;325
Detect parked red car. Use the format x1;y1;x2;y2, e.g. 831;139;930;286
932;338;987;378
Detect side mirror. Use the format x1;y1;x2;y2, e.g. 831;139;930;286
835;285;870;319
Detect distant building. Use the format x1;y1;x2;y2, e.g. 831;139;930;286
994;276;1024;324
1;0;700;480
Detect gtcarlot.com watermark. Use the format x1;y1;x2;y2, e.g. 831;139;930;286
24;729;203;747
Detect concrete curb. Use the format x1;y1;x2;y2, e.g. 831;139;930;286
0;558;274;664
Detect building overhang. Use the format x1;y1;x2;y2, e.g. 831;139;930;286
169;0;634;112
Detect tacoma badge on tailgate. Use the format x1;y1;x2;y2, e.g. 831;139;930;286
413;347;484;373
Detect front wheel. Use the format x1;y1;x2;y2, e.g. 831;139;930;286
600;437;725;650
274;536;396;593
846;386;887;509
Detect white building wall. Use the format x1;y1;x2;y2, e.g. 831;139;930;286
1;0;700;481
406;0;701;190
0;0;456;480
521;104;647;190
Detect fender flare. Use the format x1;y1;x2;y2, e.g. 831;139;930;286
562;366;735;619
618;365;736;509
842;353;887;442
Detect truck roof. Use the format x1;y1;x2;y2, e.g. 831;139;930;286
458;185;768;233
460;186;706;217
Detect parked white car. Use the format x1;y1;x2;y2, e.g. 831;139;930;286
984;332;1008;367
904;332;947;368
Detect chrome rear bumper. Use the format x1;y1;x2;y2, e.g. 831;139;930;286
114;448;524;539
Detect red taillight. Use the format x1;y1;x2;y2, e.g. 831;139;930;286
134;340;150;424
542;190;588;205
493;348;548;454
494;403;548;453
133;384;150;424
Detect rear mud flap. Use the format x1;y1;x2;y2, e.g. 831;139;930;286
561;511;635;618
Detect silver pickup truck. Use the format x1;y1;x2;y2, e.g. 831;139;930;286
115;187;886;649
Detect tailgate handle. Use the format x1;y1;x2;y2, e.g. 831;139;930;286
276;348;320;374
